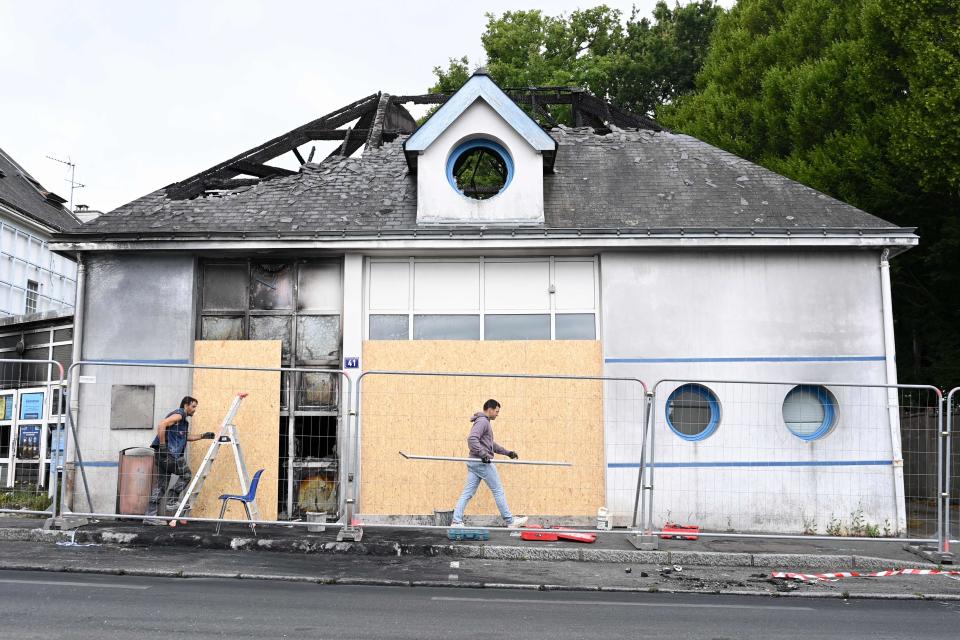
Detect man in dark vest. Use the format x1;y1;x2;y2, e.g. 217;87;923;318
144;396;213;526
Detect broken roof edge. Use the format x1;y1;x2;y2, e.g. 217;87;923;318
404;72;557;154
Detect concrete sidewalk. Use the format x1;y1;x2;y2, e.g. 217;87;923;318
1;537;960;601
0;514;943;572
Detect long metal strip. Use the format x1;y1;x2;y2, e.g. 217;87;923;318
399;451;571;467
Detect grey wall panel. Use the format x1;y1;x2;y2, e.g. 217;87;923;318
600;250;885;370
82;254;196;361
76;254;197;512
598;249;897;532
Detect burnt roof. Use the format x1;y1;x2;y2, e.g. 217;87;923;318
55;90;899;240
0;147;80;232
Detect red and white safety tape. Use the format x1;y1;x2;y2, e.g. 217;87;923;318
772;568;960;582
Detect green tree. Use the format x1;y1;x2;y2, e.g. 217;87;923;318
429;2;725;118
662;0;960;385
617;0;727;114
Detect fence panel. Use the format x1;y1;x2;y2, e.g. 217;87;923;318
353;371;646;529
948;387;959;548
63;361;350;529
644;379;942;543
0;359;65;516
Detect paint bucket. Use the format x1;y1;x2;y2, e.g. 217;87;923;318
306;511;327;533
433;510;454;527
596;507;612;531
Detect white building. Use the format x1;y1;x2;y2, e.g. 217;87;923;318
51;72;918;533
0;148;78;319
0;147;79;495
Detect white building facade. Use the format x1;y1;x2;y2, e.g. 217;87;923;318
51;73;918;533
0;148;78;319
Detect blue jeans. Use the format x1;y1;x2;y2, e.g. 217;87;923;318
452;461;514;525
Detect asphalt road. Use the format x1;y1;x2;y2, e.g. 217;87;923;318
0;569;957;640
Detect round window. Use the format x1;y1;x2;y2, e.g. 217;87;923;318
446;139;513;200
782;385;837;440
666;383;721;441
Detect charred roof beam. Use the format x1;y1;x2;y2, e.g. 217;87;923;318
166;93;383;199
228;161;298;179
391;88;661;133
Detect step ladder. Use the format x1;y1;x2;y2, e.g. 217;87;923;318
169;392;260;527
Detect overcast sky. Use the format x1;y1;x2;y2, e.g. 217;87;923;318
1;1;733;213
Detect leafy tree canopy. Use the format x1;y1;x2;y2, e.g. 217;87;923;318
429;2;726;118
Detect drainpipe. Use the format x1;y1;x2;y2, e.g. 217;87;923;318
63;253;86;512
880;249;907;535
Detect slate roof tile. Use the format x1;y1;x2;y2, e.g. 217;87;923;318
66;127;895;238
0;147;80;232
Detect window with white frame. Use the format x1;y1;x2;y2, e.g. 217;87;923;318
25;281;39;315
366;257;598;340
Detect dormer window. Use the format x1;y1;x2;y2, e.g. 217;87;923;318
405;69;557;225
447;139;513;200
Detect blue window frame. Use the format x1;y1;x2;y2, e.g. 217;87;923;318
782;385;837;441
445;139;514;199
665;383;721;441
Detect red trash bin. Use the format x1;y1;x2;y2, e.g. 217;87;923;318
117;447;155;515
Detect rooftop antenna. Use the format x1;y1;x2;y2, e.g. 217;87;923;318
46;155;85;212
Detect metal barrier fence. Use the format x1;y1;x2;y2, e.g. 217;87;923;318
30;357;955;553
639;379;944;547
0;359;65;516
353;371;647;531
947;387;959;550
61;361;351;531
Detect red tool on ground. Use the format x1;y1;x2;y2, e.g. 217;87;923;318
520;525;597;543
660;522;700;540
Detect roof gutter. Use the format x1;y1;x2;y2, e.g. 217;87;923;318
50;228;918;256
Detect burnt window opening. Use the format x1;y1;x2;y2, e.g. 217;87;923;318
199;260;343;520
198;260;342;367
278;415;338;519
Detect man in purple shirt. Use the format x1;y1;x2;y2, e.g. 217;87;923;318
451;399;528;528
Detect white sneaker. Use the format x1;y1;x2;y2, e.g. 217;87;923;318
450;522;465;528
507;516;528;529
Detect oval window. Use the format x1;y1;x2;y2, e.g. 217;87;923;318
446;139;513;200
665;383;721;441
782;385;838;440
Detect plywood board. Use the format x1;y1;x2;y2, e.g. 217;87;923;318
360;341;603;518
190;341;281;520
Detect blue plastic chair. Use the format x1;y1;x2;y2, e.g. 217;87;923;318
215;469;264;536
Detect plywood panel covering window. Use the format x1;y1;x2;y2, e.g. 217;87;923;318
366;257;599;340
360;341;604;517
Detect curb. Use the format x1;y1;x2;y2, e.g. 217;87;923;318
0;526;937;570
1;560;959;601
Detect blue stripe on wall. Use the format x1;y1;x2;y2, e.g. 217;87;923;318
78;461;120;468
608;460;893;469
84;359;191;365
605;356;886;364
